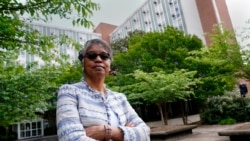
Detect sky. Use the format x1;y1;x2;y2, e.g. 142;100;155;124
226;0;250;46
45;0;250;34
89;0;146;27
46;0;146;32
226;0;250;29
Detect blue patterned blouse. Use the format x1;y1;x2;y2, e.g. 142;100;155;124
56;79;150;141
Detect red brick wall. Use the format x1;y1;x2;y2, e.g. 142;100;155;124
214;0;233;29
93;23;117;44
195;0;233;45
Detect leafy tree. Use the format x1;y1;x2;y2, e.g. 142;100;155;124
0;60;83;135
0;0;99;61
109;26;203;94
0;0;99;136
108;25;245;123
0;63;60;132
121;70;200;125
107;26;203;124
110;30;146;54
185;24;244;100
112;26;203;74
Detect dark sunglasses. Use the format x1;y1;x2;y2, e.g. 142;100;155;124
84;52;110;60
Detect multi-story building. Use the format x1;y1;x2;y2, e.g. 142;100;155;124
17;23;101;68
101;0;233;45
93;22;117;44
14;23;101;140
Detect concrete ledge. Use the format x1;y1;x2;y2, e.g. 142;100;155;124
218;130;250;141
150;125;197;140
218;130;250;136
218;123;250;141
218;131;250;141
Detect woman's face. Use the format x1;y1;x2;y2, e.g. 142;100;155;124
83;43;111;78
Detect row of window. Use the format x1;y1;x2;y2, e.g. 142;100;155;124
110;0;184;41
31;24;97;42
20;121;42;138
18;23;101;68
11;120;43;139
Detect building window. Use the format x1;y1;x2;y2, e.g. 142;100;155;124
18;120;43;139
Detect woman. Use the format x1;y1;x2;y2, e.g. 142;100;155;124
56;39;150;141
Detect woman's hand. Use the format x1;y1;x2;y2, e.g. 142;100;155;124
125;122;135;127
85;125;105;140
85;122;135;140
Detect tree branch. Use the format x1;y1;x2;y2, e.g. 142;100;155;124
0;36;40;46
0;0;52;12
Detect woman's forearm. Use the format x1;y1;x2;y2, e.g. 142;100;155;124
109;126;124;141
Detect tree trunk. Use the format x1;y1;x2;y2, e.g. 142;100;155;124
5;126;9;136
156;103;168;125
180;101;188;125
163;103;169;125
156;103;169;125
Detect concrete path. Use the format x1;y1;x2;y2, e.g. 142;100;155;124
159;124;245;141
148;114;249;141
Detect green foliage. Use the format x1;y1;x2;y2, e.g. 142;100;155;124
109;24;245;124
110;30;146;54
107;69;201;124
112;26;203;74
54;61;83;85
0;64;58;127
243;62;250;78
0;0;99;27
123;69;201;104
186;24;243;100
0;0;98;64
0;60;83;128
108;26;204;124
209;24;243;72
0;0;97;129
219;118;236;125
200;92;250;124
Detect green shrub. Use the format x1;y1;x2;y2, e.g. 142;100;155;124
200;91;250;124
219;118;236;125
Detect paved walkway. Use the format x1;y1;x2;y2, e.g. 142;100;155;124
148;114;249;141
164;124;233;141
147;114;201;127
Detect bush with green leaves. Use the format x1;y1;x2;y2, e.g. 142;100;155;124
200;91;250;124
219;118;236;125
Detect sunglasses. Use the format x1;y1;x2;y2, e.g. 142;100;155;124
84;52;110;60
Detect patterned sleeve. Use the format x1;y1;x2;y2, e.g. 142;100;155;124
118;95;151;141
56;85;97;141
